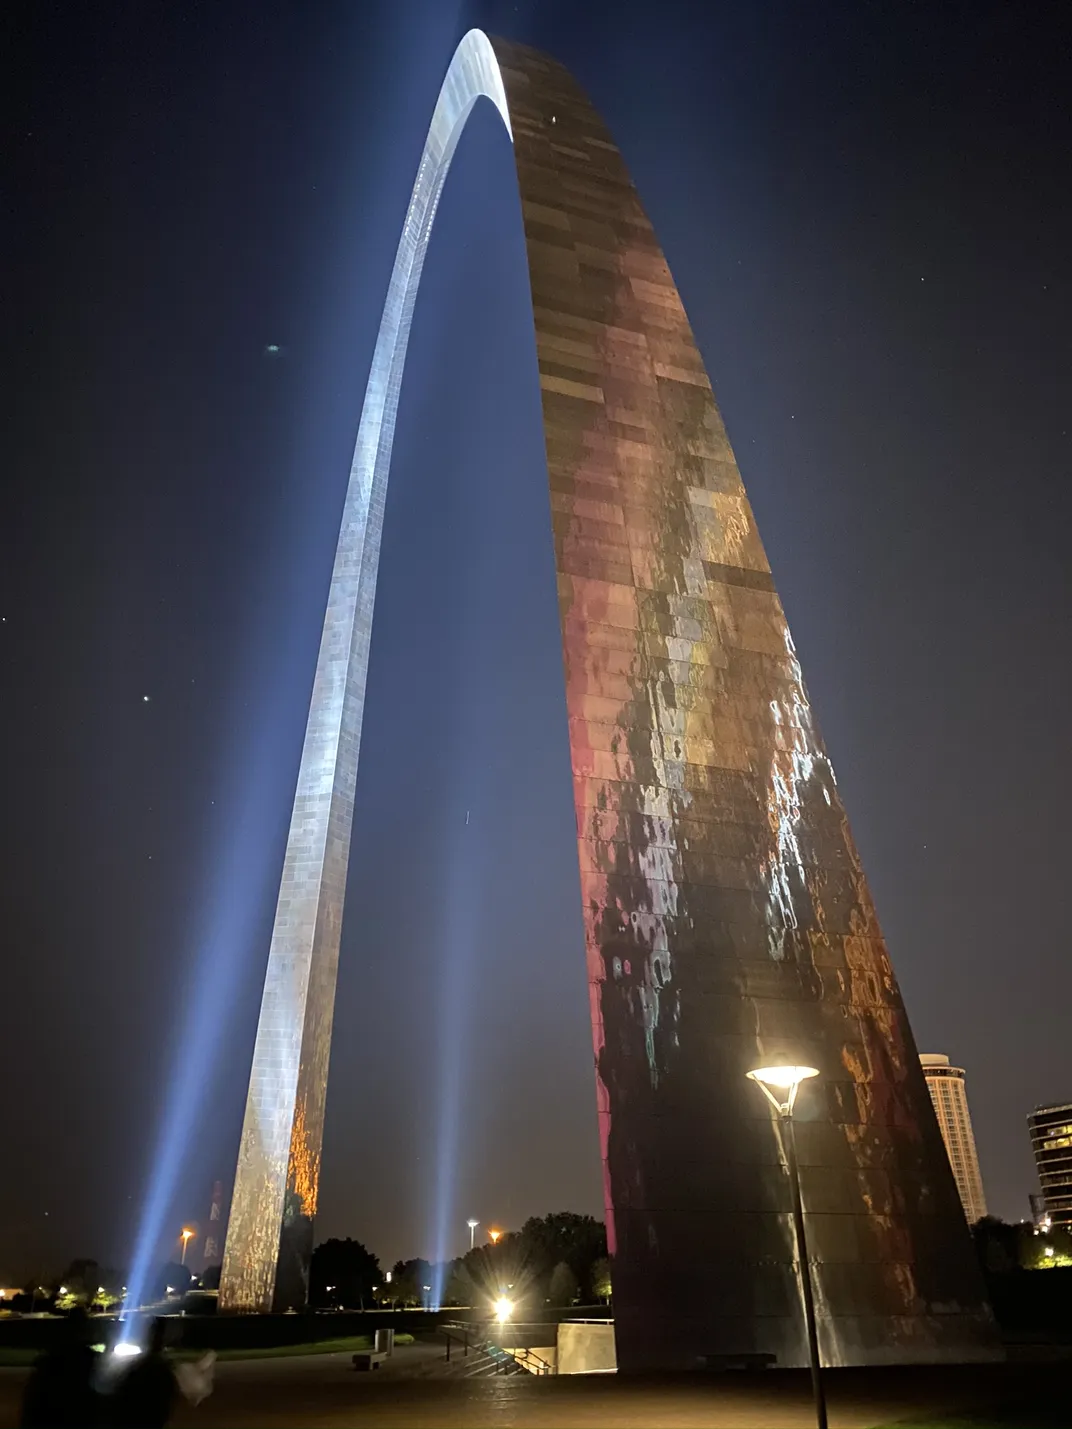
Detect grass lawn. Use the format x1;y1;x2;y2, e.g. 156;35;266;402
211;1333;415;1361
0;1333;416;1368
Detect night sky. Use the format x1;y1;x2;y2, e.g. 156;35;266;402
4;0;1071;1285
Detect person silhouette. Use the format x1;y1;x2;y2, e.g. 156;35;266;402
19;1307;101;1428
111;1320;177;1429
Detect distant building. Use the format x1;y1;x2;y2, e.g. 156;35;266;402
1028;1103;1072;1230
201;1179;228;1270
920;1054;988;1224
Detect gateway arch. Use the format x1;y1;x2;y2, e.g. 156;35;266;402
220;30;994;1369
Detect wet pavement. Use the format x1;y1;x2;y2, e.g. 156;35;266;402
1;1353;1064;1427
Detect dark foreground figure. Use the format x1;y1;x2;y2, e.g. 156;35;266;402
110;1322;178;1429
19;1310;99;1429
18;1315;198;1429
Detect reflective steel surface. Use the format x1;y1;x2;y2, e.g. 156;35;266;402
220;30;997;1368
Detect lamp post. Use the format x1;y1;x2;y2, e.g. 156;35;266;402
747;1064;826;1429
179;1228;195;1266
467;1218;478;1250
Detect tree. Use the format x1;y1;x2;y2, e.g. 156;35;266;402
310;1239;382;1309
970;1216;1072;1273
149;1262;193;1302
517;1213;607;1300
971;1216;1018;1273
200;1262;222;1291
1016;1224;1072;1270
591;1256;612;1303
388;1258;432;1307
548;1261;578;1306
55;1260;124;1310
442;1259;473;1307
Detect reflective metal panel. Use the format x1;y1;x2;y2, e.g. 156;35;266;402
220;29;997;1368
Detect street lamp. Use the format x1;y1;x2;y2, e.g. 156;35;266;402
747;1064;826;1429
467;1218;479;1250
179;1228;195;1266
488;1228;502;1245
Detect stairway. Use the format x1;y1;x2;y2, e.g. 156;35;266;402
431;1323;532;1378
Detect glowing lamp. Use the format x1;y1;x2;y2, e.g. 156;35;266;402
746;1065;820;1115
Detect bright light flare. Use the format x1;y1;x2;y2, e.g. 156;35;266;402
747;1065;820;1090
494;1296;513;1323
112;1342;142;1359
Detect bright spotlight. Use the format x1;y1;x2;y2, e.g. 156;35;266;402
112;1342;142;1359
495;1296;513;1323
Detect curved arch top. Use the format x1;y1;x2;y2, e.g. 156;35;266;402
220;30;995;1369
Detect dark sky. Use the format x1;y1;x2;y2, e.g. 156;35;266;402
4;0;1071;1284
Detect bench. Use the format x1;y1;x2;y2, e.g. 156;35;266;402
351;1351;387;1372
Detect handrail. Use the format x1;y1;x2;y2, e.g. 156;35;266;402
438;1319;555;1375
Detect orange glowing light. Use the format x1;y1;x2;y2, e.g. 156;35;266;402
488;1228;502;1244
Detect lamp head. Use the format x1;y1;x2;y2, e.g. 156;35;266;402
747;1064;820;1114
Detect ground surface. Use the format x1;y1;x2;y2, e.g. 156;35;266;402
0;1352;1066;1427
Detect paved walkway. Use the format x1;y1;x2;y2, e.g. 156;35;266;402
177;1359;1062;1428
1;1355;1064;1427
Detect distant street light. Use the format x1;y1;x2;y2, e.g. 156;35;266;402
747;1064;826;1429
467;1218;479;1250
179;1228;195;1266
488;1228;502;1244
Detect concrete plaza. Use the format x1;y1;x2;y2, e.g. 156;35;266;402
2;1351;1065;1428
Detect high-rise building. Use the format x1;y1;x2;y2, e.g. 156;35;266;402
201;1180;227;1271
1028;1103;1072;1229
919;1055;988;1224
219;27;996;1368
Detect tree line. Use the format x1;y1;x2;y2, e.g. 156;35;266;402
309;1212;612;1312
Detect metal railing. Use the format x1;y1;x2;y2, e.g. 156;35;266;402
439;1319;555;1375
